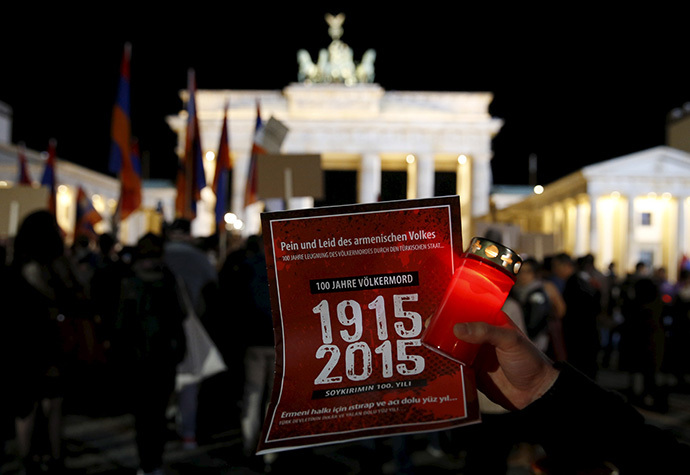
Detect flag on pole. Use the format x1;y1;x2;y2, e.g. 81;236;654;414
40;138;57;215
244;100;266;208
17;142;32;185
213;101;232;231
175;68;206;220
108;42;142;221
75;186;103;239
109;42;132;175
119;138;142;221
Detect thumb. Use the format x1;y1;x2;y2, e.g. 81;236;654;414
453;314;523;351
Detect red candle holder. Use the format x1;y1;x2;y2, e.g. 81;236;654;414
422;236;522;366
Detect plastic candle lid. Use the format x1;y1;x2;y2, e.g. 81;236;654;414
466;236;522;276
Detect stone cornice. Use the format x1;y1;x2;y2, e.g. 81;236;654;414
167;84;502;157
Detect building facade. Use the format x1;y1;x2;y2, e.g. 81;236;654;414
0;137;175;245
489;146;690;280
166;84;502;246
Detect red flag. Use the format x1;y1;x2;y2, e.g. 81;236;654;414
175;69;206;220
75;186;103;239
40;138;57;215
244;100;265;208
17;143;32;185
214;101;232;230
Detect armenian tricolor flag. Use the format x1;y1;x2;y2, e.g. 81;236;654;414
244;100;265;208
109;43;131;175
213;101;232;231
175;68;206;220
75;186;102;239
40;138;57;215
17;143;32;185
109;42;141;221
119;138;142;221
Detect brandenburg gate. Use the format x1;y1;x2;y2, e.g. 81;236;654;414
166;14;503;246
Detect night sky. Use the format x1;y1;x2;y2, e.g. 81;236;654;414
2;5;688;188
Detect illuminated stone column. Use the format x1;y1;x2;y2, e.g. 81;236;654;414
563;198;576;255
471;152;492;218
406;156;416;199
626;194;636;272
359;152;381;203
589;195;599;259
574;195;590;257
679;196;688;269
415;152;434;199
596;195;619;271
456;155;472;245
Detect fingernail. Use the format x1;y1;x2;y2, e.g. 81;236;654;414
454;322;470;336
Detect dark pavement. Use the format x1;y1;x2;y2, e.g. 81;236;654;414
3;367;690;474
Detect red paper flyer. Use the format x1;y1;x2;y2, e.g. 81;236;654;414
257;197;480;454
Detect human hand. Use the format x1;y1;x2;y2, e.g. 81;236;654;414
454;312;559;411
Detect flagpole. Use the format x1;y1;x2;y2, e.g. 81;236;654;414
186;70;194;220
213;98;232;259
284;167;293;210
41;138;58;217
109;41;140;240
219;222;227;265
220;97;227;261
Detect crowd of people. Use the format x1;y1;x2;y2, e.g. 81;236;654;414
506;250;690;414
455;249;690;473
0;211;272;474
2;211;690;474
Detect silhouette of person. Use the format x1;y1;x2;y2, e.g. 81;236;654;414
231;235;275;461
667;269;690;389
550;253;601;379
114;232;187;475
89;233;129;400
511;257;552;351
5;210;82;473
163;218;223;448
618;262;665;409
